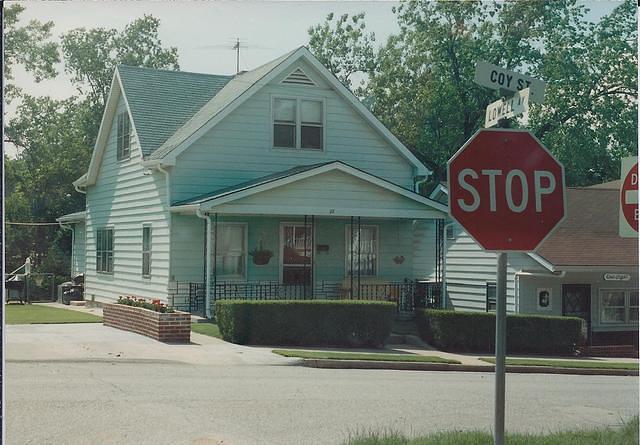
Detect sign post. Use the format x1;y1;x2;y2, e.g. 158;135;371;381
448;128;565;445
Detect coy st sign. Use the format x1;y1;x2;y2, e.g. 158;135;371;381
474;61;546;103
448;129;565;251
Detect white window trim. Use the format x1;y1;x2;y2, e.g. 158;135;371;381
96;226;114;275
599;288;639;325
271;95;326;152
279;222;316;285
213;222;248;281
344;224;379;278
142;224;152;279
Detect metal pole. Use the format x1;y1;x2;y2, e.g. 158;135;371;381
494;252;507;445
357;216;361;299
350;216;354;298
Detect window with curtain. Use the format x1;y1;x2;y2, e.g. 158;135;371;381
214;224;246;279
273;97;324;150
96;228;114;273
345;225;378;276
600;289;638;324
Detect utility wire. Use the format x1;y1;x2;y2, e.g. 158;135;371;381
6;222;61;226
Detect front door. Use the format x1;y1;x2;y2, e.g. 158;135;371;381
562;284;591;343
280;224;313;296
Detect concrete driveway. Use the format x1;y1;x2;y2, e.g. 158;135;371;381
5;323;295;366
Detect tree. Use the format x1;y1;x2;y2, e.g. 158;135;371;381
308;0;637;187
307;12;377;92
3;3;60;102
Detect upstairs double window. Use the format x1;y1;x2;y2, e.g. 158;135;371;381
116;111;131;161
273;97;324;150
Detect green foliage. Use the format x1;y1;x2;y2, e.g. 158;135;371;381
343;416;639;445
307;12;377;92
415;309;583;354
478;357;639;371
117;296;174;313
3;3;60;101
191;322;222;339
308;0;638;187
215;300;395;347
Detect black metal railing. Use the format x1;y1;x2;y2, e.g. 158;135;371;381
169;280;443;316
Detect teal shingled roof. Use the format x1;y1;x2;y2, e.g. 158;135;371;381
116;65;233;156
171;162;335;207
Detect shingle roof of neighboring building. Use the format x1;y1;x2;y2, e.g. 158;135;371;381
149;48;298;160
535;188;637;267
172;162;335;206
117;65;233;156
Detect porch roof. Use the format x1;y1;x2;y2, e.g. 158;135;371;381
170;161;448;219
56;211;86;224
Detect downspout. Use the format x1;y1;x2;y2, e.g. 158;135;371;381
414;173;431;194
157;164;173;302
196;208;211;319
59;222;75;277
74;183;86;195
513;270;567;313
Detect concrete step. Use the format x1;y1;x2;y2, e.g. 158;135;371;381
69;300;86;306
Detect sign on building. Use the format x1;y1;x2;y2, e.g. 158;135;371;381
619;156;638;238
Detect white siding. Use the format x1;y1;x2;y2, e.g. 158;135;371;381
171;59;415;204
444;222;544;313
84;93;171;303
412;220;437;281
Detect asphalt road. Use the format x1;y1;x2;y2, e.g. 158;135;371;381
6;360;638;445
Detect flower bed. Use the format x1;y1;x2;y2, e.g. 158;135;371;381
103;297;191;343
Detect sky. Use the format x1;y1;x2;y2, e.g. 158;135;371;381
4;0;624;157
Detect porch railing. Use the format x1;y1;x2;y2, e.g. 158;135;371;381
168;280;443;317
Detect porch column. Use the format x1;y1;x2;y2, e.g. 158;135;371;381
350;216;354;298
357;216;362;299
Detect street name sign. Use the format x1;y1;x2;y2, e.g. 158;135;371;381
448;129;565;251
485;88;530;128
474;61;546;103
619;156;638;238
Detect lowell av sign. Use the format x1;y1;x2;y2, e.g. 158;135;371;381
448;129;565;251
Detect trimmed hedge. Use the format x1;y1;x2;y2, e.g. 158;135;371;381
416;309;583;354
215;300;395;347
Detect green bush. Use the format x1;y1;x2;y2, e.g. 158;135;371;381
416;309;583;354
215;300;395;347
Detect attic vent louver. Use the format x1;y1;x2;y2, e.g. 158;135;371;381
282;68;316;86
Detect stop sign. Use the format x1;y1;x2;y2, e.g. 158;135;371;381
448;129;565;251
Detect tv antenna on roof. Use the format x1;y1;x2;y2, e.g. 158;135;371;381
195;38;273;74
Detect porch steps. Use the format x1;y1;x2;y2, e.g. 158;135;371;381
587;345;638;358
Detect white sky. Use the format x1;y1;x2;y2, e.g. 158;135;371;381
4;0;622;157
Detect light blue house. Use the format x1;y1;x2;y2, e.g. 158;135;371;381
60;47;448;317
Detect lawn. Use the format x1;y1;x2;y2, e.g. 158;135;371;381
5;304;102;324
344;416;638;445
272;349;461;364
479;357;639;371
191;321;222;339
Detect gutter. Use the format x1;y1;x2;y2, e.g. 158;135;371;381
157;164;174;304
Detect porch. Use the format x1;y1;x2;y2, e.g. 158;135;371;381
168;161;449;318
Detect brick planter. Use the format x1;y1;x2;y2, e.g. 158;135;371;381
103;303;191;343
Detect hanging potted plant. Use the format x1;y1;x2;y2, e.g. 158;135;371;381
250;240;273;266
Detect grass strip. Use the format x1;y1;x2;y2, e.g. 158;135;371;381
344;416;638;445
191;322;221;339
273;349;460;364
479;357;638;370
5;304;102;324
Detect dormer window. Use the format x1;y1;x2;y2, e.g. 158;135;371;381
116;111;131;161
273;97;324;150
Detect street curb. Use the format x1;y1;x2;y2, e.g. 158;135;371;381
300;359;639;376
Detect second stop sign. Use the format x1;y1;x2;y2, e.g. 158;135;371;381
448;129;565;251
